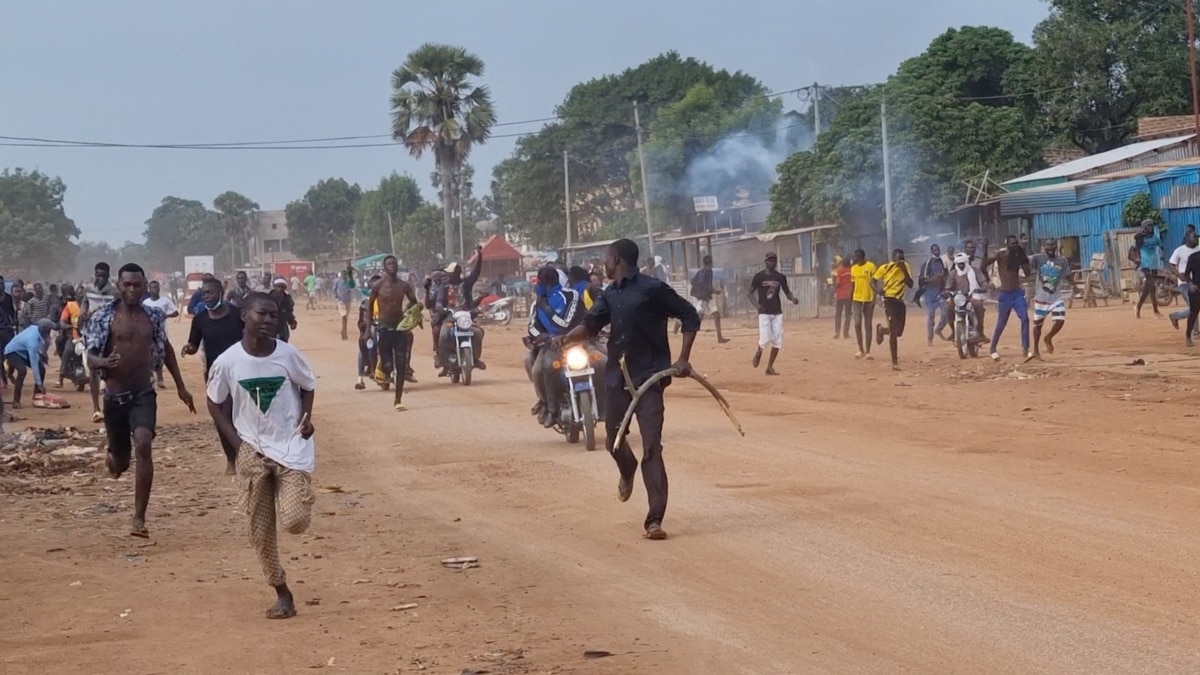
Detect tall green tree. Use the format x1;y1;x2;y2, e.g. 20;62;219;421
286;178;362;259
0;169;80;276
768;27;1045;236
391;43;497;258
212;191;259;269
143;196;220;270
355;172;424;256
492;51;769;246
396;204;446;270
1022;0;1195;153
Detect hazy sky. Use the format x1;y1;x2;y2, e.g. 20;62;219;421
1;0;1048;245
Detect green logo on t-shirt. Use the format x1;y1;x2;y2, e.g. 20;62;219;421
238;376;286;413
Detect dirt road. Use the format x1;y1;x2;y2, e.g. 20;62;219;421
4;301;1200;674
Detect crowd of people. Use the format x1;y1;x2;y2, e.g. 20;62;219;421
14;224;1200;622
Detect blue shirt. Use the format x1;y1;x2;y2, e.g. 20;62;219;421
188;289;206;315
1139;231;1163;270
537;284;582;337
4;325;46;386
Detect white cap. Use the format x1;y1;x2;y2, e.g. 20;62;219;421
273;278;287;287
953;253;970;264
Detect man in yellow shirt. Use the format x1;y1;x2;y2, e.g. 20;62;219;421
872;248;915;369
849;249;877;359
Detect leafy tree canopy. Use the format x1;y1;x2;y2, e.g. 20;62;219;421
768;27;1045;236
493;51;770;247
1021;0;1195;153
0;169;80;276
286;178;362;258
355;172;424;256
143;196;221;270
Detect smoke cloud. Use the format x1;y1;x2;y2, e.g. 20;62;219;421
682;114;813;208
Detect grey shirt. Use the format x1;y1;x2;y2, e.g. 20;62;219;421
1030;253;1071;304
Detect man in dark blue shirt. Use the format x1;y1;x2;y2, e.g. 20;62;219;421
559;238;699;540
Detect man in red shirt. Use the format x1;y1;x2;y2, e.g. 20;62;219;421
832;258;852;339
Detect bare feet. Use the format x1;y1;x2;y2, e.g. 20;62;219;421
765;367;780;376
105;452;124;479
751;349;762;368
129;516;149;539
718;337;731;344
267;587;297;619
1044;336;1055;354
1024;351;1041;364
225;460;236;476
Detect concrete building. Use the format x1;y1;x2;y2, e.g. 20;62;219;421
250;210;293;265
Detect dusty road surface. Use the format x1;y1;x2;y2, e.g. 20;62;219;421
4;300;1200;674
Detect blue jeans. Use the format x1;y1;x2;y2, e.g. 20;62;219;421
990;289;1030;353
924;291;946;342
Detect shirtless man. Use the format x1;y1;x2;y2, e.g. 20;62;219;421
367;256;419;411
984;235;1032;361
85;263;195;538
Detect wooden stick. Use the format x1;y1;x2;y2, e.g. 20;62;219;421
612;367;745;451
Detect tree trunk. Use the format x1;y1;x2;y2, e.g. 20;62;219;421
439;161;455;259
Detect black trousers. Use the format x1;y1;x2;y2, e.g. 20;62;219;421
604;380;667;529
0;328;12;386
1187;290;1200;336
378;328;412;404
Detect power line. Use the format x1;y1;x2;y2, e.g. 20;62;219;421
0;86;811;152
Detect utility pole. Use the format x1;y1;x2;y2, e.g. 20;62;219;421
633;101;655;253
881;97;894;253
386;212;397;257
1188;0;1200;140
563;150;572;250
812;82;821;139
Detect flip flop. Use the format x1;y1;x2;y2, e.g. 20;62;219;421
91;411;103;424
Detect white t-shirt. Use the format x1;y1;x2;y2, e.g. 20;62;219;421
1170;244;1200;275
143;295;178;316
206;340;318;472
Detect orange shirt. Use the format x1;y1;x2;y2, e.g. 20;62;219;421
834;266;853;301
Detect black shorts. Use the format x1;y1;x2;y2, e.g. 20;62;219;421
103;388;157;462
884;297;907;338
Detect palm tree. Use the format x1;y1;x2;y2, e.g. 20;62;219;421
391;43;496;259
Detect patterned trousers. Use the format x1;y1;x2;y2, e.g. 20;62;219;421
236;444;314;587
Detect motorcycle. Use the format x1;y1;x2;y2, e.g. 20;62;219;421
950;292;982;359
443;309;477;386
550;343;601;451
63;337;89;391
477;295;514;326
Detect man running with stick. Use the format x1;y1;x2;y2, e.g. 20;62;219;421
85;263;194;538
558;238;698;540
367;255;419;411
206;292;317;619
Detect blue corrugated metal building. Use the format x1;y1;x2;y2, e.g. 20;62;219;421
999;167;1200;267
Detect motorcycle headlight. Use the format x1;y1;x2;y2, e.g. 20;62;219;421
565;345;589;371
455;313;473;330
953;293;968;308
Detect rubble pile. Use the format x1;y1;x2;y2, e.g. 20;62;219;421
0;427;106;479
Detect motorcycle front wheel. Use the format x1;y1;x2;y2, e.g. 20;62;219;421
954;321;969;360
496;308;512;326
578;390;596;451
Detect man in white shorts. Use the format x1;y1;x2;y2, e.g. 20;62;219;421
1026;238;1071;362
688;255;729;343
747;252;798;376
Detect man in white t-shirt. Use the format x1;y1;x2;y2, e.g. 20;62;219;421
142;281;179;388
1168;228;1200;335
206;292;317;620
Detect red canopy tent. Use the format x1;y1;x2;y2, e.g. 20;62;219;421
477;235;523;280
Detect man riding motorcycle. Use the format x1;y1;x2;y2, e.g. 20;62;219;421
525;266;605;427
433;246;486;374
946;252;986;329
